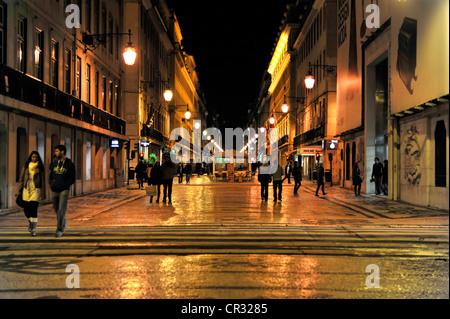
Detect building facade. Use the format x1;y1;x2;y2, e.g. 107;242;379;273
336;0;449;209
123;0;207;175
0;0;128;210
292;0;338;182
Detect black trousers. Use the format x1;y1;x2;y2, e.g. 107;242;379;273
178;174;183;184
316;179;325;195
163;179;173;202
294;179;301;194
150;184;161;201
273;181;283;200
260;181;269;200
354;184;361;195
24;201;39;219
374;176;382;194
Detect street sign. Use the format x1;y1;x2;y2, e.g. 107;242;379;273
110;139;120;148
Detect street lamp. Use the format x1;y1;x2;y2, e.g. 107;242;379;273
141;80;173;102
82;29;136;66
304;62;337;89
123;30;137;66
304;70;315;89
163;89;173;102
269;116;276;125
282;95;307;111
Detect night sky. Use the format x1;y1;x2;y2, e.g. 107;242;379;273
166;0;295;129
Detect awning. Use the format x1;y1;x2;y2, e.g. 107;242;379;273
285;149;297;156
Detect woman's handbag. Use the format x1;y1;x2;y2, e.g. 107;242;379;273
145;185;157;196
16;190;25;208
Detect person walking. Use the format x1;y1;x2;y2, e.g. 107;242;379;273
382;160;388;195
315;163;327;196
352;161;362;196
271;163;284;202
185;163;192;184
149;162;163;203
292;161;302;195
49;145;76;238
282;161;292;184
135;159;146;189
16;151;45;236
371;157;384;195
161;154;176;204
258;163;271;202
177;163;184;184
146;163;153;186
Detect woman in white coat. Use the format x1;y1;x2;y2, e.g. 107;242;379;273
16;151;45;236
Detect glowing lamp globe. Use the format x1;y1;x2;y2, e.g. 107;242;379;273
123;45;137;66
163;90;173;102
304;74;315;89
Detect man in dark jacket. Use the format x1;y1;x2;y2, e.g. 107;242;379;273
161;154;176;204
149;162;163;203
315;163;327;196
292;161;302;195
282;161;292;184
49;145;76;238
185;163;192;184
371;157;384;195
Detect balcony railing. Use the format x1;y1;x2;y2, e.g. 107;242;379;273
0;64;125;135
294;126;325;146
278;135;289;147
141;124;169;146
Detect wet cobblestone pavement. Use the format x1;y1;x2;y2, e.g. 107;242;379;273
0;177;448;299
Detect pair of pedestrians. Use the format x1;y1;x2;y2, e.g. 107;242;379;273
16;145;75;237
258;161;303;203
146;154;176;204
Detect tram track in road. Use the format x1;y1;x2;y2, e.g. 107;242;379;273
0;225;447;259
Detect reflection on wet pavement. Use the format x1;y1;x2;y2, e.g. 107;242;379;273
0;254;447;299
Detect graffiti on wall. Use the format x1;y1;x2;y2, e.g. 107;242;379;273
403;125;422;184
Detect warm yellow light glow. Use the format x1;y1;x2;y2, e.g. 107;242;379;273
203;130;207;136
34;47;40;65
281;103;289;113
194;122;201;129
268;30;289;75
305;74;315;89
269;117;275;125
185;111;191;120
163;89;173;102
123;45;137;66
